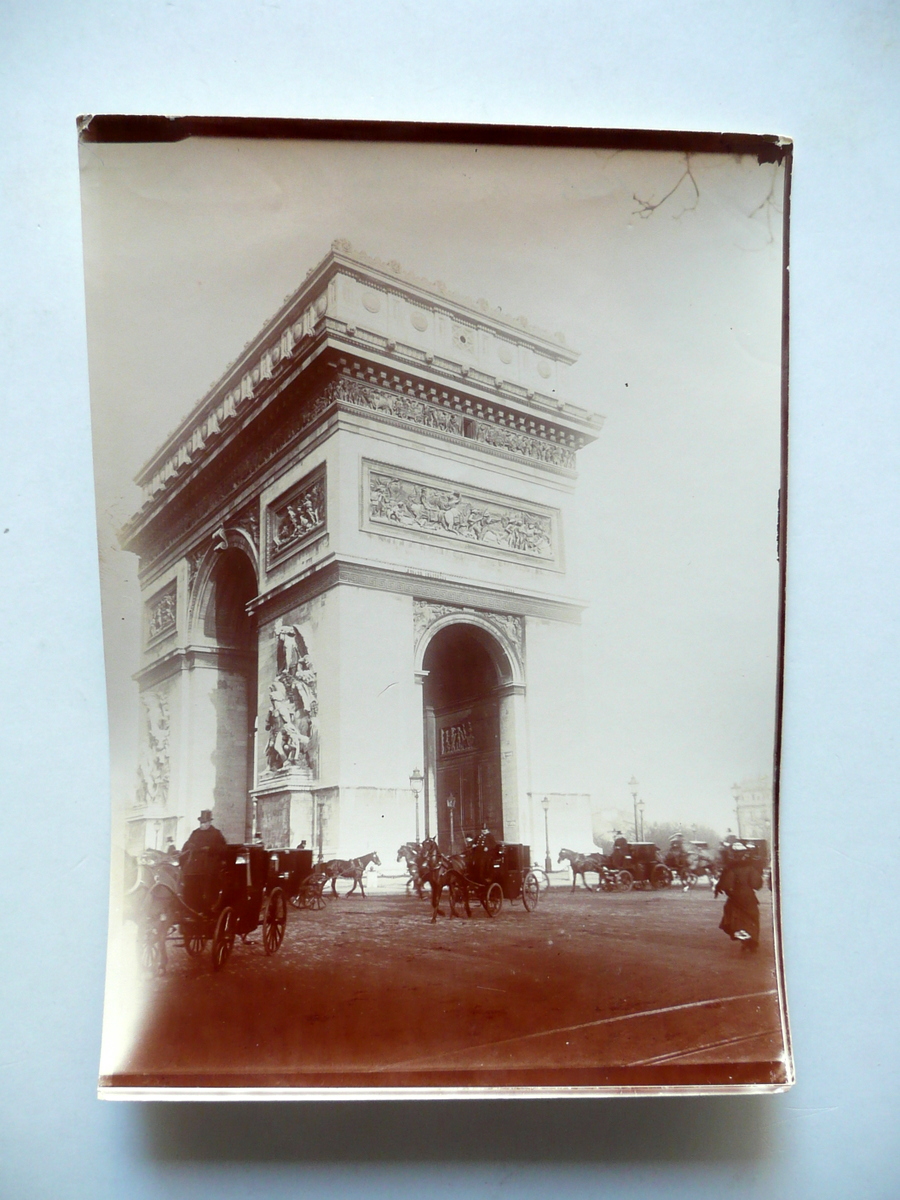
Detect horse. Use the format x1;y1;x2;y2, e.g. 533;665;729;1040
397;841;426;898
416;837;471;923
320;851;381;897
557;847;608;892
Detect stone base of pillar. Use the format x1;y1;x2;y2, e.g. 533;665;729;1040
252;766;315;849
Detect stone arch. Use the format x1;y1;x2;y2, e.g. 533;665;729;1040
189;527;259;641
414;609;524;690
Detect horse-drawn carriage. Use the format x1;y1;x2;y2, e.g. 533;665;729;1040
417;834;540;921
609;840;673;890
664;836;718;888
267;847;327;910
139;843;287;973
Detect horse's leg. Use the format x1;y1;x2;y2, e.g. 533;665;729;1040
430;877;442;922
358;870;366;898
571;867;577;892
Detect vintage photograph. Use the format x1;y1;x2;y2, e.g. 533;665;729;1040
80;121;792;1095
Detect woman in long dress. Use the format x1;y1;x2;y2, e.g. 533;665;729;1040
715;843;763;952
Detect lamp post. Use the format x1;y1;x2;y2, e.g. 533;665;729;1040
637;798;645;842
316;797;325;862
409;768;423;844
446;792;457;854
628;776;639;842
541;795;552;874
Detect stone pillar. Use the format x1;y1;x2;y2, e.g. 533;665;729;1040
497;683;531;849
416;670;434;840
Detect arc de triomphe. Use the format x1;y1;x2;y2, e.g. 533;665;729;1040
122;241;603;863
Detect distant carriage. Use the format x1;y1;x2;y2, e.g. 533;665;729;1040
267;847;327;910
138;843;287;974
416;834;540;921
557;848;627;892
610;840;673;891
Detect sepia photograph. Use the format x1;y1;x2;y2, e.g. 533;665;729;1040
79;120;792;1096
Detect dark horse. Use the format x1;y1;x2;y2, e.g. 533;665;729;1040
320;850;381;897
397;841;426;898
416;837;471;923
557;847;608;891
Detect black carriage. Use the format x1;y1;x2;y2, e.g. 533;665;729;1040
267;847;326;909
613;841;673;890
458;838;541;917
140;843;288;973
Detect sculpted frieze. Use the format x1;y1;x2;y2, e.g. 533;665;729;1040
146;582;176;642
267;466;326;568
367;466;555;562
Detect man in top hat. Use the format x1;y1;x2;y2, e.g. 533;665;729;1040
181;810;227;912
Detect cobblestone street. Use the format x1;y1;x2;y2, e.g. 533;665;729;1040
113;879;786;1090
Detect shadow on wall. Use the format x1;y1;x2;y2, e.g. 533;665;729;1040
138;1094;781;1165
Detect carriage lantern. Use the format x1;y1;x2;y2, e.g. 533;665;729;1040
409;768;423;844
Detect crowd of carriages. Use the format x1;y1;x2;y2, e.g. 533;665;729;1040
549;832;770;893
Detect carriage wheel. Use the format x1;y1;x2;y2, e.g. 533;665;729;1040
651;865;671;889
522;872;540;912
139;921;166;975
616;870;633;892
288;891;304;910
211;906;235;971
183;923;207;958
484;882;503;918
262;888;287;954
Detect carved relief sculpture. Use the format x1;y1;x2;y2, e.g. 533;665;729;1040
146;583;176;641
264;624;318;773
369;469;554;560
440;721;477;756
267;469;326;566
136;690;170;806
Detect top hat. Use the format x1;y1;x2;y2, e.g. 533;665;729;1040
198;809;213;824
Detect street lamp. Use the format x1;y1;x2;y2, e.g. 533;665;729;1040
628;776;639;842
637;798;645;842
316;796;325;862
446;791;457;853
541;795;552;875
409;768;423;844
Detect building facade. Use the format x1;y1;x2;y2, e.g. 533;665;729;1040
733;776;773;842
121;242;603;863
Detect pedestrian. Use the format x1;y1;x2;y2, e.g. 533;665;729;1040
714;842;763;952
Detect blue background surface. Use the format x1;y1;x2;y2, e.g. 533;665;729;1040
1;3;898;1197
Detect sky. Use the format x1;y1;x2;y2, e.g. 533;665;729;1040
79;135;785;834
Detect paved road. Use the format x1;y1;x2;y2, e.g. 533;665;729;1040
112;881;787;1090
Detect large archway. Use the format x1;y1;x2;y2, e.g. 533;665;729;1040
202;546;258;841
422;623;509;853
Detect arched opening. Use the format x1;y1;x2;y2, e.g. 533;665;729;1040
423;623;505;853
204;547;258;841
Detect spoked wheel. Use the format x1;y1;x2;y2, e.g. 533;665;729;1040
211;906;235;971
262;888;287;954
651;865;672;889
288;891;304;910
616;870;634;892
139;921;167;975
522;872;540;912
483;882;503;918
182;923;207;958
